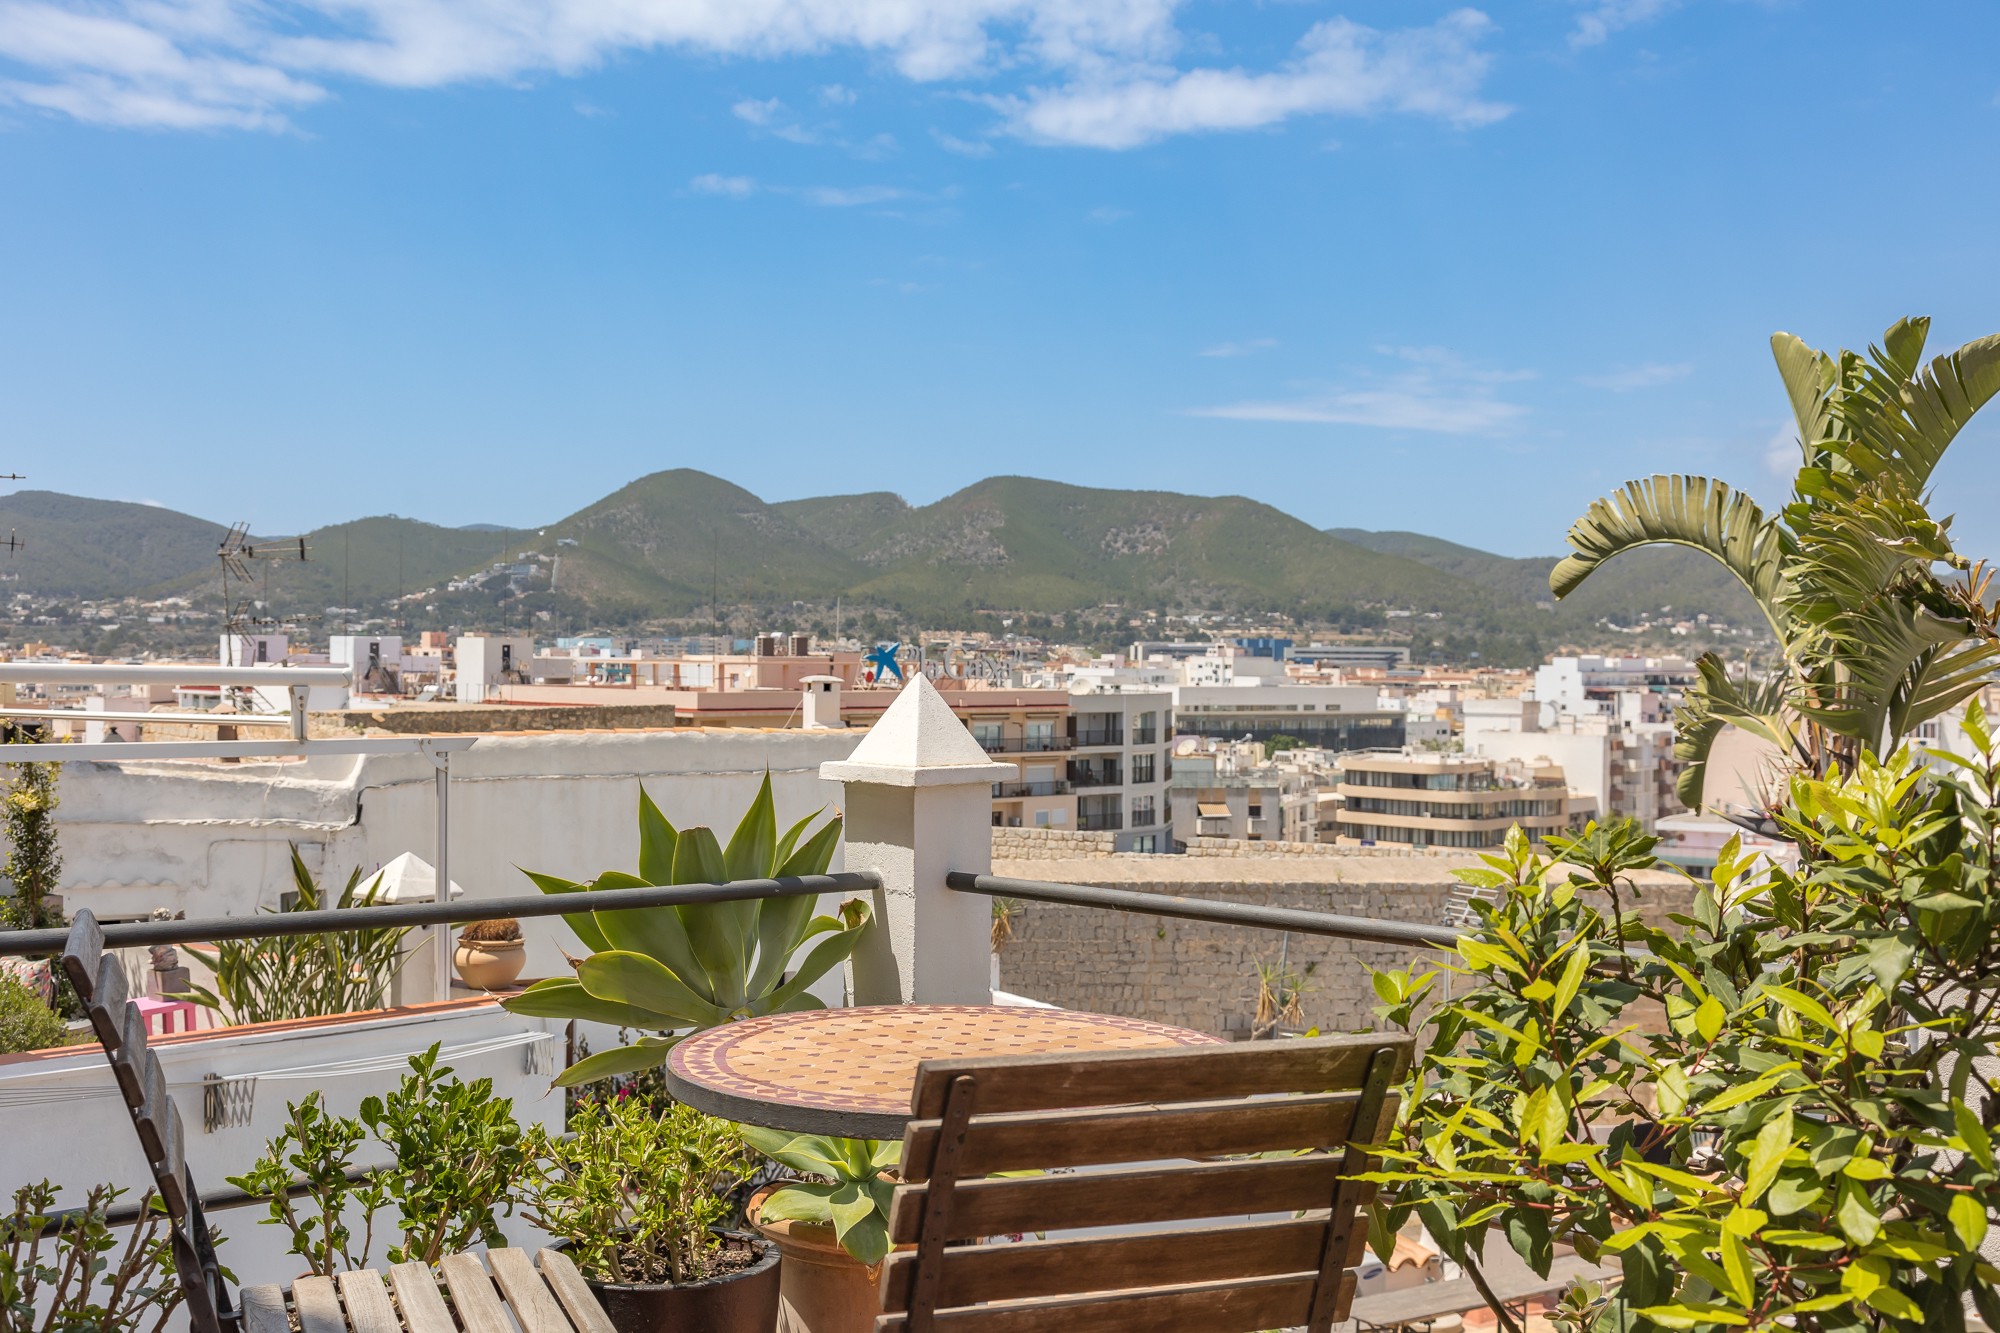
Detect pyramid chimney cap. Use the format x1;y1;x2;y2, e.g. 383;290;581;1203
821;675;1018;788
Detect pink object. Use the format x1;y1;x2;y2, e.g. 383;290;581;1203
131;997;198;1036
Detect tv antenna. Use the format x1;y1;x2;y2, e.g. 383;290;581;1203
0;531;20;556
218;522;311;655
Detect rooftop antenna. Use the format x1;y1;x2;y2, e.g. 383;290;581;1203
1;472;22;556
218;522;311;662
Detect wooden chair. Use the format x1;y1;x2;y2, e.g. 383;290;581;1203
876;1032;1413;1333
57;910;614;1333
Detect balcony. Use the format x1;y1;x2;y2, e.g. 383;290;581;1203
993;780;1072;798
1068;766;1123;788
978;733;1073;754
1070;728;1124;748
1077;810;1125;831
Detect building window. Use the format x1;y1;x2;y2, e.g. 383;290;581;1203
1133;835;1158;853
972;722;1003;752
1133;712;1159;744
1130;753;1156;785
1131;798;1157;827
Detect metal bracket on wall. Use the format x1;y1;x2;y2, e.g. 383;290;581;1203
201;1074;256;1133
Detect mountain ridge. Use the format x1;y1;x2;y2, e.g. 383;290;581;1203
0;474;1758;635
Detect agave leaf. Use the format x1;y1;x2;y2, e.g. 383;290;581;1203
772;807;825;872
577;950;725;1028
751;1180;838;1224
521;868;611;954
550;1035;680;1089
741;1128;855;1178
500;976;667;1029
745;893;822;1000
595;874;717;1005
775;814;843;878
674;827;753;1009
724;772;779;881
637;785;678;886
760;899;872;1013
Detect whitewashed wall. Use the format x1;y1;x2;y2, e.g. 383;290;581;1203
48;728;865;979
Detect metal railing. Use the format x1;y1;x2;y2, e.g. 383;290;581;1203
994;781;1071;798
0;872;883;958
1070;730;1124;748
947;871;1462;949
1076;812;1124;831
1068;768;1123;788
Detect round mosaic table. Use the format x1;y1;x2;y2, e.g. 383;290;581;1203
666;1004;1219;1140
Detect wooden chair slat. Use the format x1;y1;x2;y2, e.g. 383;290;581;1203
102;1008;148;1108
62;912;105;987
900;1092;1366;1182
154;1164;190;1222
878;1215;1366;1313
490;1247;575;1333
874;1270;1354;1333
440;1251;515;1333
85;955;130;1051
387;1262;458;1333
147;1096;187;1199
888;1154;1351;1245
291;1276;347;1333
135;1050;172;1166
239;1284;289;1333
334;1269;401;1333
538;1249;619;1333
908;1036;1414;1118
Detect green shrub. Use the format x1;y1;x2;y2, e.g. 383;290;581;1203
0;974;69;1054
1368;723;2000;1332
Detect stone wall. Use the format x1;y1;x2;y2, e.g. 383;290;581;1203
1180;837;1463;859
991;853;1691;1039
989;827;1119;860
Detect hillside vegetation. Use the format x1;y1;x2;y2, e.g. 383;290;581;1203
0;474;1761;643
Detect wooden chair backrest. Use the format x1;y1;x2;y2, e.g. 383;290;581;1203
58;910;232;1333
876;1031;1412;1333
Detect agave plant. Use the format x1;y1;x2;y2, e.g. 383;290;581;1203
1554;316;2000;809
742;1129;901;1265
502;775;870;1086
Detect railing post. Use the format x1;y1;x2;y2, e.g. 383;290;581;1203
822;677;1015;1006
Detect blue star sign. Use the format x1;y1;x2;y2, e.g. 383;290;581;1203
867;643;905;684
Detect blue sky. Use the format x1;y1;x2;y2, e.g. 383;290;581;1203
2;0;1997;557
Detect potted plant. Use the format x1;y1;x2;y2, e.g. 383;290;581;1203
740;1130;900;1333
518;1098;778;1333
454;916;527;990
503;776;871;1085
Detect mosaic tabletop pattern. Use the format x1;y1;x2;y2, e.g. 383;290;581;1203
667;1004;1217;1135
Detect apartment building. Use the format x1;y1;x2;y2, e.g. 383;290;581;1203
1167;737;1319;846
1335;750;1597;850
1064;686;1173;852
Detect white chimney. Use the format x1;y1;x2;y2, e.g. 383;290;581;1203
801;674;846;730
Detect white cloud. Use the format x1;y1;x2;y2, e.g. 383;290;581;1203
799;184;910;207
1577;361;1693;391
1199;338;1278;358
0;0;1509;148
995;9;1509;149
731;96;784;126
1086;205;1130;223
690;172;756;197
1187;345;1530;434
1569;0;1678;50
931;128;994;157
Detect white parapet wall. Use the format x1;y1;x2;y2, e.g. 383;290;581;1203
0;999;566;1301
47;727;867;979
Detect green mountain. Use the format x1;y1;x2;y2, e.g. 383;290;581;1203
781;477;1467;619
1328;528;1762;627
0;475;1764;644
0;491;227;597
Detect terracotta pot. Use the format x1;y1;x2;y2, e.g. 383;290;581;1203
452;938;526;991
573;1235;781;1333
746;1187;882;1333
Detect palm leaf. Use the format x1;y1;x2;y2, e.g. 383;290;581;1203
1673;654;1793;809
1770;332;1838;464
1551;475;1791;641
